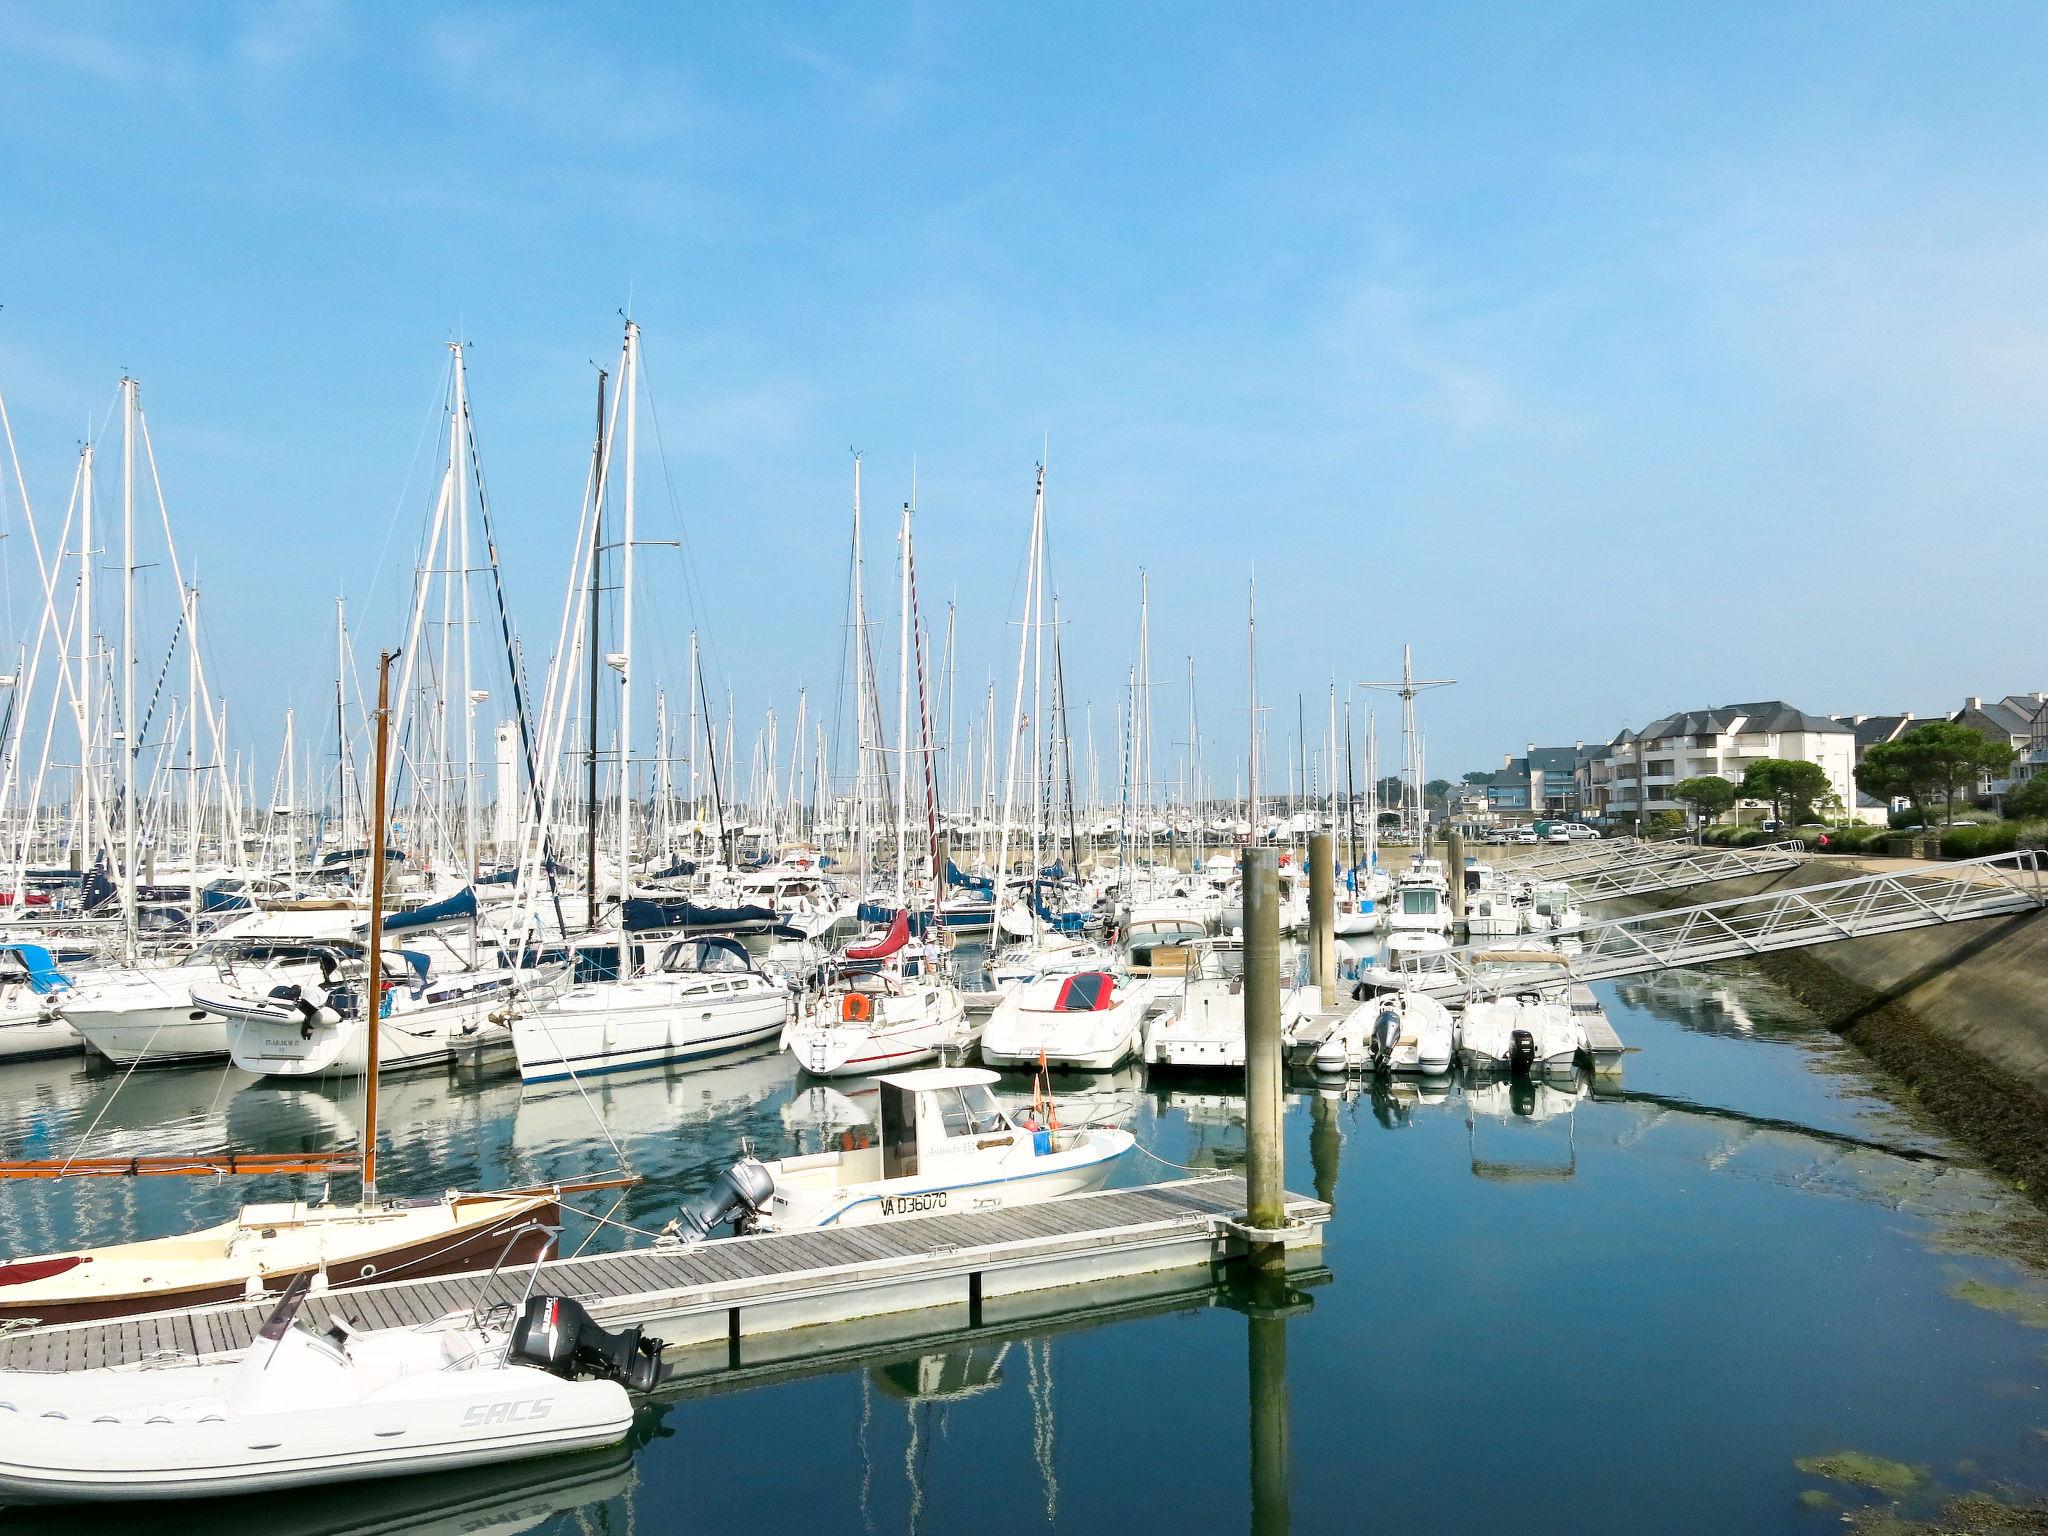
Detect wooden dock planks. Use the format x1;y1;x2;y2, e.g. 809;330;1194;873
0;1175;1325;1376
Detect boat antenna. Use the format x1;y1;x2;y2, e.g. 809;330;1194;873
362;646;399;1208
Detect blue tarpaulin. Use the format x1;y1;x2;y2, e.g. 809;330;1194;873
622;897;778;933
384;887;479;932
0;943;70;994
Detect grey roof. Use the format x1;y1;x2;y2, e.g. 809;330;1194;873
1636;701;1849;741
1836;713;1913;751
1526;746;1582;774
1953;701;2035;741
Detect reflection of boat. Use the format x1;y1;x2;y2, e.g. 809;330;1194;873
869;1340;1010;1402
671;1068;1132;1234
511;1042;790;1154
0;1276;648;1504
1465;1072;1585;1181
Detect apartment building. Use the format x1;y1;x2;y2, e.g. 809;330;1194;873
1590;701;1857;825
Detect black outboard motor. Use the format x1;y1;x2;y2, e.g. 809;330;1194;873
1368;1007;1402;1074
509;1294;666;1392
667;1156;776;1244
1508;1028;1538;1078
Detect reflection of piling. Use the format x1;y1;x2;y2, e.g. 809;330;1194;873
1446;828;1466;924
1309;1092;1340;1209
1242;847;1285;1273
1308;831;1336;1011
1247;1270;1293;1536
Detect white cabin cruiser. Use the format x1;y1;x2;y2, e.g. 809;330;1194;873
1458;950;1586;1076
985;932;1114;991
1462;862;1523;938
510;934;790;1084
1524;881;1583;935
1144;938;1317;1072
665;1068;1132;1234
1387;860;1451;937
0;1275;657;1504
980;970;1154;1072
208;935;526;1078
0;945;78;1062
782;913;971;1078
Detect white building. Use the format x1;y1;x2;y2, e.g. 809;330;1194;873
1596;701;1860;825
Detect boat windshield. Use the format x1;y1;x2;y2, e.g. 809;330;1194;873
1400;887;1439;915
1534;889;1569;915
934;1085;1010;1139
1197;945;1247;982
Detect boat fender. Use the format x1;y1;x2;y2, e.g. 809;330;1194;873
509;1294;666;1392
663;1156;776;1245
1508;1028;1537;1078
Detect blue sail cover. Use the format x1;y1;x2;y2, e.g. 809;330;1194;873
622;897;778;934
856;901;936;936
384;887;479;932
0;944;70;994
945;860;992;893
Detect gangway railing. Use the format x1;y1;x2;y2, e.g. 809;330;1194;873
1562;841;1805;902
1495;836;1697;881
1408;851;2048;998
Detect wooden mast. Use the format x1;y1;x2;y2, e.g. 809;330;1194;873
362;647;396;1206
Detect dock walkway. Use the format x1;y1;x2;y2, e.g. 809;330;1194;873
0;1175;1328;1375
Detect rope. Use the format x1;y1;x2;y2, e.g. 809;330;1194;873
1130;1142;1211;1175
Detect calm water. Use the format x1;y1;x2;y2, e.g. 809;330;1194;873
3;960;2047;1533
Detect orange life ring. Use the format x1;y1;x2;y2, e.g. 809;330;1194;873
840;991;873;1024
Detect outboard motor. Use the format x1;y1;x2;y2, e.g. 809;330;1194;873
1368;1007;1402;1073
509;1294;666;1392
1508;1027;1538;1078
666;1156;776;1244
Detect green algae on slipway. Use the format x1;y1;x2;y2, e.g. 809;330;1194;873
1794;1450;1929;1498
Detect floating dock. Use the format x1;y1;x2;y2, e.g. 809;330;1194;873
0;1175;1329;1375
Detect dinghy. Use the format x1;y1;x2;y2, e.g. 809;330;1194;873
0;1275;658;1504
668;1067;1131;1234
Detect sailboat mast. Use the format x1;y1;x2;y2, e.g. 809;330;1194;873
452;344;478;885
362;648;397;1206
186;586;200;919
893;497;911;907
583;366;608;922
617;322;639;915
119;379;137;959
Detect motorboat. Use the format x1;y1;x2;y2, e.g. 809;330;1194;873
59;914;361;1067
0;1276;656;1504
207;935;525;1078
985;932;1114;991
0;945;79;1062
1144;937;1318;1072
1458;950;1586;1076
1308;970;1456;1076
509;934;790;1084
781;912;972;1077
980;970;1154;1072
1462;861;1523;938
0;1190;560;1325
667;1067;1132;1234
1523;880;1583;935
1386;858;1451;937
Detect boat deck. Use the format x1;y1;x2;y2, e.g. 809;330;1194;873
0;1175;1328;1375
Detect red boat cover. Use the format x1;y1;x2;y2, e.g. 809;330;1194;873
846;910;911;961
0;1254;88;1287
1053;972;1115;1012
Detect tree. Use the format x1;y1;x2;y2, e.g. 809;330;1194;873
1424;777;1453;809
1741;758;1832;824
1859;722;2018;825
1672;774;1738;826
1645;810;1688;838
1376;775;1403;808
2005;773;2048;819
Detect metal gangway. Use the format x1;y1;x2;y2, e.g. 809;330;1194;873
1560;841;1805;902
1499;836;1688;881
1409;851;2048;999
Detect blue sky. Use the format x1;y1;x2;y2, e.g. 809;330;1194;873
2;2;2045;796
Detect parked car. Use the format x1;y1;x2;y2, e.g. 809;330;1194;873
1564;824;1602;841
1546;828;1570;844
1483;829;1509;845
1512;830;1538;845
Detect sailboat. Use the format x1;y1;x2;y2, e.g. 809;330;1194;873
0;652;608;1326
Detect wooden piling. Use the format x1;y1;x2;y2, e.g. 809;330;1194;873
1242;846;1286;1273
1446;827;1466;925
1308;831;1336;1011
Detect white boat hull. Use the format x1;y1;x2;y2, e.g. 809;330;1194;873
513;989;789;1083
64;1002;228;1066
783;988;969;1078
0;1011;78;1062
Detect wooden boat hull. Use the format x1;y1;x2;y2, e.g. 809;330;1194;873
0;1195;558;1326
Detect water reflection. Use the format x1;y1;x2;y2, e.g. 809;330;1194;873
1;972;2046;1532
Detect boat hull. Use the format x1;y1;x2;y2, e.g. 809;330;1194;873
0;1195;559;1325
513;992;789;1083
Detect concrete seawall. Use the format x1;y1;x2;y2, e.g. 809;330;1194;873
1616;855;2048;1197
